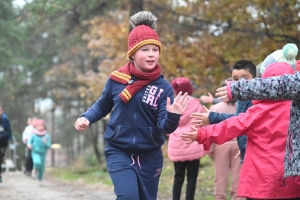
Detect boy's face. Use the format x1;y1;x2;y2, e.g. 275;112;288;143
231;69;254;81
131;44;160;72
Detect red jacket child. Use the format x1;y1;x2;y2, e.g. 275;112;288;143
182;62;300;199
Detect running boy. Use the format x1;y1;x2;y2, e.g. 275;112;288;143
75;11;189;200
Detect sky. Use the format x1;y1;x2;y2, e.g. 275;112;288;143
13;0;26;8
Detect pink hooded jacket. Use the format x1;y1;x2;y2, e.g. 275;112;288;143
168;97;207;162
197;62;300;199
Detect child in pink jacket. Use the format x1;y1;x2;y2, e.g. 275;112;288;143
168;77;207;200
208;94;242;200
181;62;300;199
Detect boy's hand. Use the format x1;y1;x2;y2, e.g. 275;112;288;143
180;126;198;144
215;86;229;102
200;92;214;104
27;145;32;149
75;117;90;132
166;91;189;115
190;106;210;127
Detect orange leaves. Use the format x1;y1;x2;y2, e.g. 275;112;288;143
83;11;128;59
77;10;130;101
43;0;300;104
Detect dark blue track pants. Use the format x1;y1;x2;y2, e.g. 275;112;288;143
105;148;163;200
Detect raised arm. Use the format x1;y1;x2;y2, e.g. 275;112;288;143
181;104;265;151
228;72;300;102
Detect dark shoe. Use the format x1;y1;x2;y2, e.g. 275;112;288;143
24;171;29;176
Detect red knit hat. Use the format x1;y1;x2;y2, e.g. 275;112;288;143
127;11;162;59
171;77;193;95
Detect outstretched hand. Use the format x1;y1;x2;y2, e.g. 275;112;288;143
190;106;210;127
75;117;90;132
180;126;198;144
215;86;229;102
200;92;214;104
166;91;189;115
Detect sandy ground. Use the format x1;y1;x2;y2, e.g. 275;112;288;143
0;171;116;200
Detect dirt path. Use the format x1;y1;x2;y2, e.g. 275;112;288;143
0;171;116;200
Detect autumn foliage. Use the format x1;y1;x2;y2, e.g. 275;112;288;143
74;0;300;98
3;0;300;166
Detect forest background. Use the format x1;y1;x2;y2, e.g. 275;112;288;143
1;0;300;198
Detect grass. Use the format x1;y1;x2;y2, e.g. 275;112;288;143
48;166;112;185
49;143;231;199
158;144;215;200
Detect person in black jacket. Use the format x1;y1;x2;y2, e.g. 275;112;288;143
0;103;12;183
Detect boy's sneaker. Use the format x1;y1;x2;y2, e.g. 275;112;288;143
31;169;36;178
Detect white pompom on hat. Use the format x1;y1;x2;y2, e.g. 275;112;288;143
259;43;298;75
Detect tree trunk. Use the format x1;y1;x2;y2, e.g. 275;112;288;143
129;0;144;31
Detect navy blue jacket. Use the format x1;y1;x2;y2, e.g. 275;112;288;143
0;113;12;147
209;100;252;163
81;75;181;155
